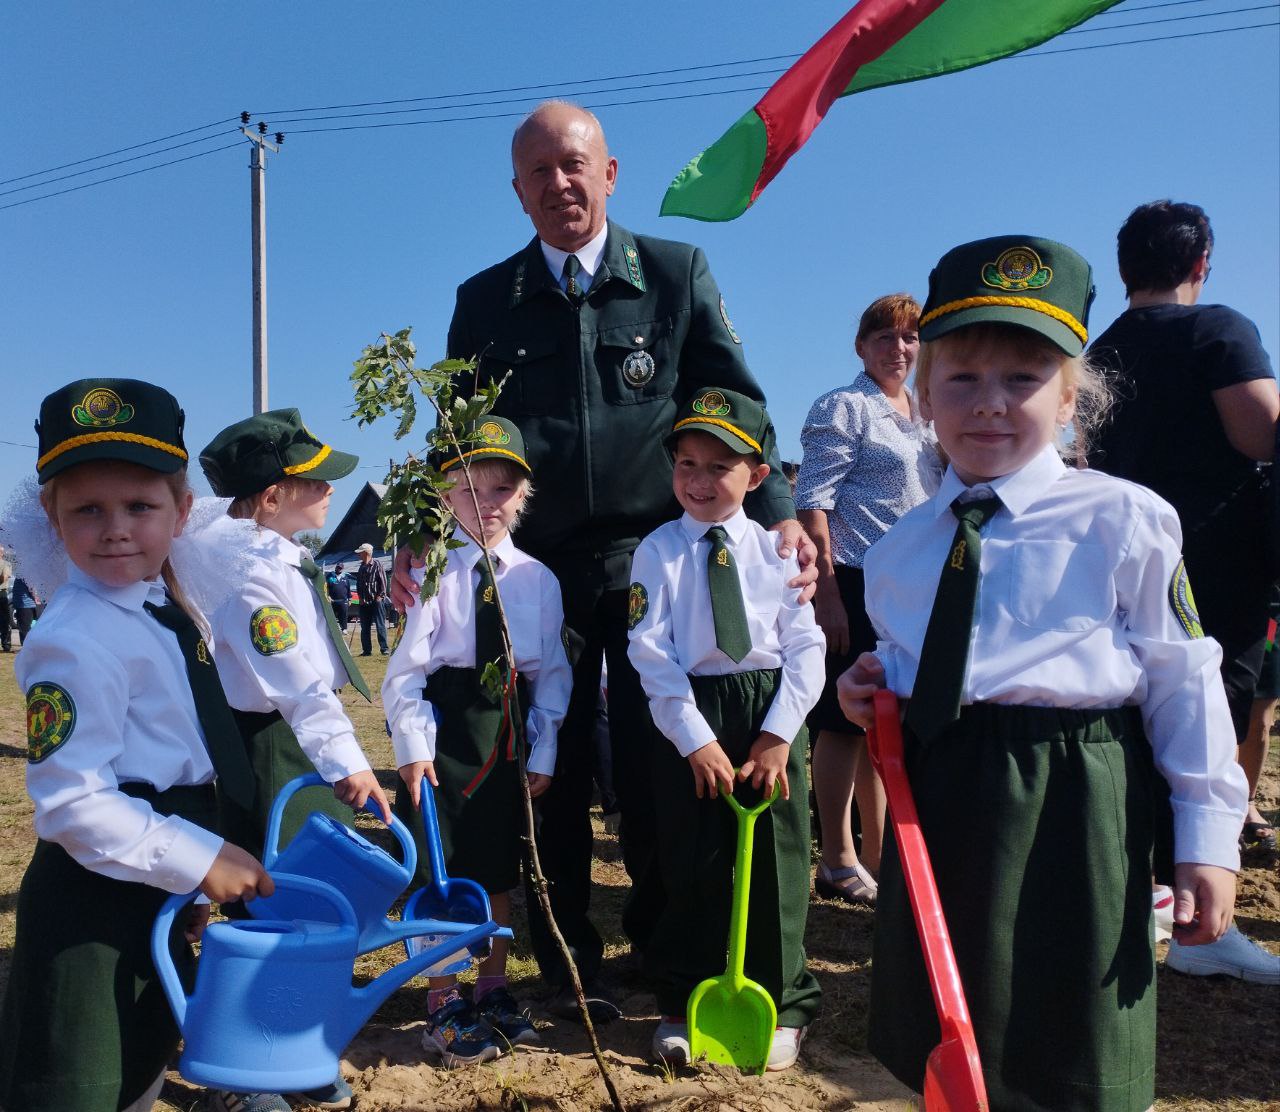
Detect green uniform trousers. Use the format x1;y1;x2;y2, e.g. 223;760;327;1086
645;669;822;1027
0;783;218;1112
392;666;530;894
869;704;1158;1112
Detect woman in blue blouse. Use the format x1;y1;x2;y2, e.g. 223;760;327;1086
795;293;940;903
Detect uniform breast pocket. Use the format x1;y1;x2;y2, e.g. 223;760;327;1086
1007;540;1115;632
597;318;678;405
479;338;564;416
741;564;782;636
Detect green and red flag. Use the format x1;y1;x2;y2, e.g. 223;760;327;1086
661;0;1122;222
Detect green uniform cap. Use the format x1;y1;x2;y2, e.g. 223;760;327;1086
438;416;532;475
919;235;1096;355
36;377;187;484
199;408;358;498
665;387;773;457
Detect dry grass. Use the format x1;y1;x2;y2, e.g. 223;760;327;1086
0;647;1276;1111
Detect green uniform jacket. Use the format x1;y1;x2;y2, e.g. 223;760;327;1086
448;221;795;582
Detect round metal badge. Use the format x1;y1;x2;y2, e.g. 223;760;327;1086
622;349;656;387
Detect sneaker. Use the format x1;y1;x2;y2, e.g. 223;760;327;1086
420;992;503;1068
1165;924;1280;985
205;1094;291;1112
651;1017;690;1065
1152;886;1175;944
475;986;541;1047
767;1025;808;1072
284;1076;353;1109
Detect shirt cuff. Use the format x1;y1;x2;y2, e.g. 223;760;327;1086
669;714;718;758
154;821;225;894
311;735;373;782
761;704;806;746
1174;806;1243;872
393;727;436;767
527;742;557;777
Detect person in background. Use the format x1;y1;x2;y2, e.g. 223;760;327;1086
11;575;40;646
356;543;389;656
795;293;939;904
0;544;13;652
327;561;352;631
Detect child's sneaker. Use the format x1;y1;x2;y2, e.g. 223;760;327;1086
420;991;502;1068
766;1025;808;1072
1165;924;1280;985
650;1017;690;1065
204;1093;290;1112
475;986;541;1047
284;1075;354;1108
1151;885;1174;944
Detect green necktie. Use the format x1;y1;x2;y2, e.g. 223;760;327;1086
562;254;582;303
144;599;256;809
298;557;371;701
705;525;751;663
904;496;1002;743
475;555;504;681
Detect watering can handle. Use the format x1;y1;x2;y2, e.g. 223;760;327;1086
418;774;450;896
262;771;417;877
150;872;358;1033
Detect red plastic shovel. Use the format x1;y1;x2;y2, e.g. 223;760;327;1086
866;689;988;1112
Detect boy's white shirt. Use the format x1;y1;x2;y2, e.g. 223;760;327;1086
208;527;371;782
627;507;827;757
866;445;1248;869
17;567;224;892
381;530;571;775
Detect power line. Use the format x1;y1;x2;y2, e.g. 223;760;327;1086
1019;16;1276;55
1063;1;1277;32
0;116;240;188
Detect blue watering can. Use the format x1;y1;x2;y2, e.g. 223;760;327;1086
401;774;494;976
152;873;503;1093
251;772;480;954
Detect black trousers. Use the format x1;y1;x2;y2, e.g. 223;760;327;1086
330;599;349;629
0;593;11;651
524;554;662;988
359;600;387;654
15;607;36;644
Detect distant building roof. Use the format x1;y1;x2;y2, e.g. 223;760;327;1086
318;482;390;562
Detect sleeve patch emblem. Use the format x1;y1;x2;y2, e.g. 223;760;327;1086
250;605;299;655
1168;559;1204;639
27;683;76;763
719;295;742;345
627;582;649;630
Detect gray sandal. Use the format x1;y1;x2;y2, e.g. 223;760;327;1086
814;860;877;905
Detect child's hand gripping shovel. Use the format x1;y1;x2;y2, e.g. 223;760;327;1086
866;690;987;1112
687;777;781;1075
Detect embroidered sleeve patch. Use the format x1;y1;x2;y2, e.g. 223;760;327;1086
27;683;76;763
1168;559;1204;639
719;295;742;345
250;605;299;655
627;582;649;630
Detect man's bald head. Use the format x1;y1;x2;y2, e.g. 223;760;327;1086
511;101;608;170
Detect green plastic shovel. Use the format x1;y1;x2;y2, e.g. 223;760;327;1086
687;779;781;1074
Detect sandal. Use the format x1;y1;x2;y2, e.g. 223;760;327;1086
1241;820;1278;856
814;860;877;905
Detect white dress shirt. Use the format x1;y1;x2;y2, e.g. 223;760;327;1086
381;532;571;776
210;528;371;782
16;567;225;892
539;224;608;294
865;445;1248;868
627;508;827;757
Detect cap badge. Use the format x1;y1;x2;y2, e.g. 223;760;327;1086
692;391;731;417
72;387;135;429
479;421;511;446
622;349;656;387
982;246;1053;292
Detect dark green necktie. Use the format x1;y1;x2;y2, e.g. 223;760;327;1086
705;525;751;663
562;254;582;303
144;599;256;809
904;496;1002;743
298;557;371;701
475;555;504;678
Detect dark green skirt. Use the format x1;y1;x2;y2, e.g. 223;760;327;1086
0;783;218;1112
392;666;530;894
645;668;822;1027
868;704;1158;1112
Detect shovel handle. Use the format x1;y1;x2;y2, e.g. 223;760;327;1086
866;691;981;1054
720;774;781;819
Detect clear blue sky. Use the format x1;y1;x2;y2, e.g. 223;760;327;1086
2;1;1277;546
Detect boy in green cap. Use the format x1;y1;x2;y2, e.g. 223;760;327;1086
837;235;1247;1111
198;407;389;1112
627;387;826;1070
383;416;572;1068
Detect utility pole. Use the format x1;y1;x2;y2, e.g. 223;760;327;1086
240;113;284;414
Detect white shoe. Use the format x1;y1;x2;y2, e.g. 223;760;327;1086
1152;886;1174;944
766;1025;808;1072
1165;924;1280;985
651;1017;690;1064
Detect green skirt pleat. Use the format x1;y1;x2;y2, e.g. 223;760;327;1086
868;704;1157;1112
644;668;822;1027
392;666;530;894
0;783;218;1112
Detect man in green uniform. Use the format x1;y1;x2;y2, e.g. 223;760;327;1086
394;101;813;1016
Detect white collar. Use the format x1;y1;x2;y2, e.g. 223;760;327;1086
933;445;1066;519
679;507;751;547
254;527;305;566
540;224;608;284
457;529;518;570
67;565;165;612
